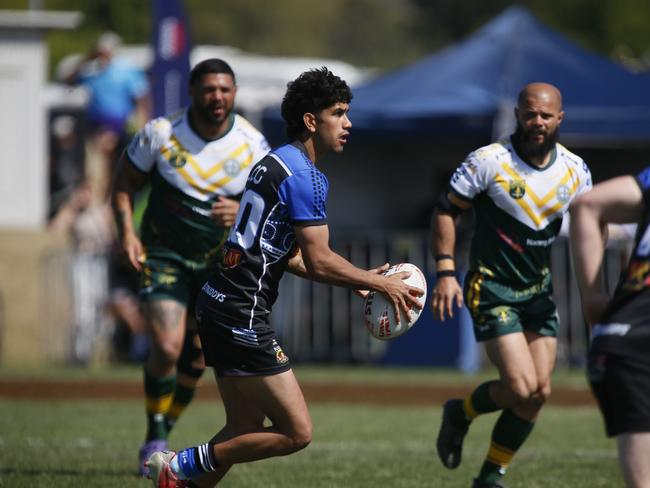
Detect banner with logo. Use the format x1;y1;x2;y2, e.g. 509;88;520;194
151;0;191;117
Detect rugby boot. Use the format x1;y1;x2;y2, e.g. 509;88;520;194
146;450;188;488
436;399;469;469
139;439;168;477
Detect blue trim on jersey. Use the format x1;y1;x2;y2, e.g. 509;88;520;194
636;167;650;191
273;144;329;224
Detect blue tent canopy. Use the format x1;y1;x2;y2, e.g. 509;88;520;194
263;6;650;144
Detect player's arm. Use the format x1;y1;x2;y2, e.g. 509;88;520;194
111;154;150;271
287;247;388;298
570;175;644;325
430;192;471;321
293;224;423;322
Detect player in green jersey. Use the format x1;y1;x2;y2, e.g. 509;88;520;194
111;59;270;476
431;83;592;488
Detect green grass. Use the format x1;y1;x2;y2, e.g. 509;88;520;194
0;363;593;389
0;397;619;487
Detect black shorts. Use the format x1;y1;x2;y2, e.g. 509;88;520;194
587;351;650;437
196;295;291;378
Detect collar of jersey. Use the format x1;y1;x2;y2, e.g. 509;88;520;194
186;109;236;143
509;135;558;171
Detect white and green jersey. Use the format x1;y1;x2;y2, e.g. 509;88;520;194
127;110;270;262
450;137;592;287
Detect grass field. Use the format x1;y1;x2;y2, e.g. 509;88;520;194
0;365;622;487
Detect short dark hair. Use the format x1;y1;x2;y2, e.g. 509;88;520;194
189;58;236;86
281;67;352;139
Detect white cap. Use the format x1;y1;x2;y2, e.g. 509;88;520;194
96;31;121;53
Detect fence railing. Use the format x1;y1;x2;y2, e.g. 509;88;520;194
41;232;629;367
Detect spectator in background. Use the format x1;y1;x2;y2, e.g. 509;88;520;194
63;31;150;200
49;114;85;218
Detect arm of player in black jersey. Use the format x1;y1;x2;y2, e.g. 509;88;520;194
570;175;644;326
287;249;388;298
293;224;423;324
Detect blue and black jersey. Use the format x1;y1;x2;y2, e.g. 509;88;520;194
199;143;328;329
592;167;650;359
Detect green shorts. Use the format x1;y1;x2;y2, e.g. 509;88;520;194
139;246;215;307
463;271;559;342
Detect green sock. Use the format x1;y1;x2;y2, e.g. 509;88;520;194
144;369;176;441
477;409;535;485
164;330;205;434
164;382;196;434
450;381;501;428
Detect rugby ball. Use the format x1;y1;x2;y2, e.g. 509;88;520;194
363;263;427;340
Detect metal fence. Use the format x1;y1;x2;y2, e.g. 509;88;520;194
40;232;629;367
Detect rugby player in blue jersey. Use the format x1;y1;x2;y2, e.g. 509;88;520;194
571;169;650;488
145;67;423;487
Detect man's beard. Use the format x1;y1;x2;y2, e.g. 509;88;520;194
513;122;560;161
196;103;228;127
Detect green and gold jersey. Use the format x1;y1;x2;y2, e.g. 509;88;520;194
450;137;592;288
127;110;270;263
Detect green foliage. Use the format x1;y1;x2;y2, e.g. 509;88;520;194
7;0;650;77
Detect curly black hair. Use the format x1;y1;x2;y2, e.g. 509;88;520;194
281;67;352;139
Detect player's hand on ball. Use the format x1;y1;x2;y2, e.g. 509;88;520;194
354;263;390;298
431;275;463;321
364;263;427;340
381;270;424;325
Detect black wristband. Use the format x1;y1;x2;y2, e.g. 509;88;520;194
436;270;456;279
435;254;454;262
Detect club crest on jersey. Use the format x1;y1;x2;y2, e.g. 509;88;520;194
167;146;189;168
272;340;289;364
508;179;526;199
224;159;241;176
223;248;242;268
556;184;571;203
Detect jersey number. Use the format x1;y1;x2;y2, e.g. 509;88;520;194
229;190;265;250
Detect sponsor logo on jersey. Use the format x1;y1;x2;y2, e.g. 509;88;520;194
223;159;242;176
223;248;242;268
201;282;226;302
508;179;526;199
166;145;188;168
526;236;556;247
556;184;571;203
272;340;289;364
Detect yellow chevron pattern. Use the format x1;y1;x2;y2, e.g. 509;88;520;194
160;135;255;196
497;162;577;228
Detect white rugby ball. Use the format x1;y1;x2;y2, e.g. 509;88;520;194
363;262;427;340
